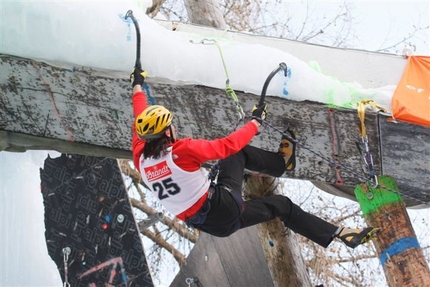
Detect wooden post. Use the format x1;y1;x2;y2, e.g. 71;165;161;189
355;175;430;286
244;175;312;287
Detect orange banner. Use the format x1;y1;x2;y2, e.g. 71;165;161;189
392;56;430;127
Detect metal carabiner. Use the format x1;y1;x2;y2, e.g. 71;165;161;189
186;277;199;286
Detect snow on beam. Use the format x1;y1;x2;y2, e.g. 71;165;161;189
0;55;428;206
155;19;407;89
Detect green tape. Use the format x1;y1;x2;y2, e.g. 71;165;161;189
354;175;403;215
308;60;382;109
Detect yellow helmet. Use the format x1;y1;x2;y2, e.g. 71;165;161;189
135;105;173;139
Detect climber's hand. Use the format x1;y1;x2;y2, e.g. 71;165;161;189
251;103;268;124
130;67;148;87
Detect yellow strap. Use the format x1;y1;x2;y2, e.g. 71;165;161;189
357;100;388;137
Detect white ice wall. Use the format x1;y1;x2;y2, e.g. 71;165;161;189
0;1;408;112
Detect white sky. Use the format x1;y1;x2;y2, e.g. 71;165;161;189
0;1;429;286
352;1;429;54
269;1;429;55
0;151;62;285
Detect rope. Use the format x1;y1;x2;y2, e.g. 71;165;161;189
190;38;245;123
190;38;246;182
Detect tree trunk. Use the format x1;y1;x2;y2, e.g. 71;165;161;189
244;175;312;287
355;176;430;287
184;0;227;29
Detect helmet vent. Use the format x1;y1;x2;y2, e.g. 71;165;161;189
135;105;173;139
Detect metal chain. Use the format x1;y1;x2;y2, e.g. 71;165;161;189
359;136;378;187
356;100;388;187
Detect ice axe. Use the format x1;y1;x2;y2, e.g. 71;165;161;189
259;62;288;107
253;62;288;134
125;10;142;69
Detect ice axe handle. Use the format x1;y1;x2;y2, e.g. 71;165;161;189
258;62;288;107
125;10;142;69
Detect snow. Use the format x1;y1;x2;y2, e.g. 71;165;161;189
1;0;396;112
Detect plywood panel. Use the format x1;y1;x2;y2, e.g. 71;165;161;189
170;227;273;287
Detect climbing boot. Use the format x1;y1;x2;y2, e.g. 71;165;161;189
278;129;296;171
337;227;379;248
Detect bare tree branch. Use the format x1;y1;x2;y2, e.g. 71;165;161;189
140;227;187;265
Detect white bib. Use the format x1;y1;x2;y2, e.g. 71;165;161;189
139;147;210;215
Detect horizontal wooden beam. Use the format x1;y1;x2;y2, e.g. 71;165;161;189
1;55;428;206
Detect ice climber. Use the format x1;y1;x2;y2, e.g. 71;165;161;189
129;66;378;249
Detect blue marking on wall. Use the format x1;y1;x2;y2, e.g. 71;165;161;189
282;67;292;96
144;83;156;105
379;237;420;266
118;13;132;41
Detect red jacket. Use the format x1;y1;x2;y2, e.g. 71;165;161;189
132;89;258;220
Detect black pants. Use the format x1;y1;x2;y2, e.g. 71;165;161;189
194;145;338;248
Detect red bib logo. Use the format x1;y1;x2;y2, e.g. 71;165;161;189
144;161;172;182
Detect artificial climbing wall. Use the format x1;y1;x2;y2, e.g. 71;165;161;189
40;154;153;286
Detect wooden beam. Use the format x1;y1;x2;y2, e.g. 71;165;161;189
155;19;407;89
1;55;429;206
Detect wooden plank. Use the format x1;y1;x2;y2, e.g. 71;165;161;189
379;117;430;205
170;227;273;287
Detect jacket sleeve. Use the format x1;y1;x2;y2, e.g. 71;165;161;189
131;90;148;171
173;121;259;167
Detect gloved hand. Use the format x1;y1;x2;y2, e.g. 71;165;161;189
130;67;148;87
251;103;268;124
